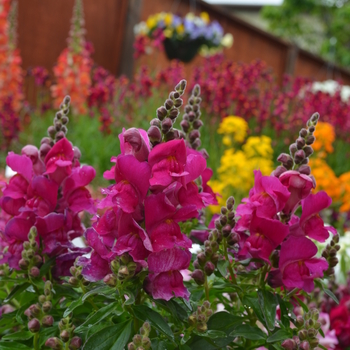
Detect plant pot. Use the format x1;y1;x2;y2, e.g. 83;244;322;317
163;38;203;63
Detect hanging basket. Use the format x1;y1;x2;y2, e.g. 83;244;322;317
163;38;204;63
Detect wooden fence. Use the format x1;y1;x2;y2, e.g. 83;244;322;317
16;0;350;89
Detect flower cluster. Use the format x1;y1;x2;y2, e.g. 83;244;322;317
79;81;217;300
51;0;92;115
233;113;337;293
0;0;23;149
210;116;274;211
0;97;95;276
134;12;233;59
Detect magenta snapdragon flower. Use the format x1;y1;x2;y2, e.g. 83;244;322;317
279;235;328;292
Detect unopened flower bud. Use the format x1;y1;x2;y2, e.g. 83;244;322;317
45;337;63;350
42;301;52;313
156;106;167;121
296;315;304;327
281;339;297;350
197;252;207;266
204;261;215;276
305;135;316;145
299;340;310;350
222;225;232;237
161;118;173;133
289;143;298;156
29;304;41;317
60;330;70;343
68;277;79;286
307;328;317;338
127;343;136;350
42;315;54;327
180;120;190;132
55;131;65;141
48;126;56;138
227;211;235;221
164;99;174;110
299;128;308;138
141;336;151;349
193;120;203;129
227;232;240;246
39;295;46;304
277;153;294;169
294;150;306;163
118;266;129;279
192;269;205;285
150;118;161;128
61;116;69;125
147;126;162;144
19;258;29;270
299;165;311;175
303;146;313;157
298;329;308;340
189;130;200;142
174;98;183;108
28;318;41;333
191;138;201;149
219;215;227;226
175;80;187;93
272;165;287;177
133;334;142;344
69;336;82;350
29;266;40;278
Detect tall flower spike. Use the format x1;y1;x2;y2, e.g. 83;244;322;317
147;79;187;146
274;112;319;178
46;95;71;144
181;84;203;150
68;0;86;54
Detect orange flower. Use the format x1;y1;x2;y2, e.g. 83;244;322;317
313;121;335;155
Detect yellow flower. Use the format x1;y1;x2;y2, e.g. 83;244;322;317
146;15;157;29
209;132;273;213
164;28;173;38
243;136;274;159
164;13;173;26
217;116;248;144
176;24;185;35
200;12;210;24
313;121;335;154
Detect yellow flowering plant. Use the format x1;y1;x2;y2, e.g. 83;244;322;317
209;116;274;212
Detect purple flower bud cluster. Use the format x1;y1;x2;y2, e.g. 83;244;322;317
128;322;151;350
181;84;203;150
188;300;213;333
282;309;321;350
148;80;187;146
25;281;54;333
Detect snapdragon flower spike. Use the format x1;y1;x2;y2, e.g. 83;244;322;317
81;82;216;300
147;80;187;146
0;96;96;275
181;84;203;150
274;113;319;217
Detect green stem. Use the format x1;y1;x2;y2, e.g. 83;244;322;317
284;288;298;300
204;274;210;301
33;333;39;350
65;341;69;350
259;264;268;288
223;239;237;285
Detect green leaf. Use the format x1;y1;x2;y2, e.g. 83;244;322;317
207;312;244;332
0;342;31;349
2;331;33;341
82;285;115;301
181;331;191;345
83;320;132;350
3;283;30;303
277;295;291;328
155;299;188;322
75;302;122;333
194;330;227;339
39;257;55;277
324;288;339;305
217;259;229;277
230;324;267;340
110;321;132;350
266;328;291;343
63;296;83;317
243;295;265;325
132;305;174;340
294;296;308;313
318;345;328;350
258;289;278;331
